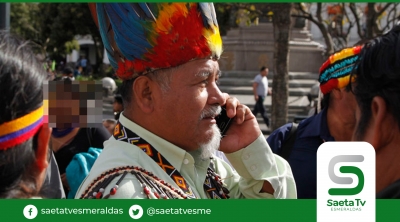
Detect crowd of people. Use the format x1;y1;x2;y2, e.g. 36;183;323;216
0;3;400;199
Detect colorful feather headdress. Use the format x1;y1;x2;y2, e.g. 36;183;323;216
319;45;362;95
89;3;223;80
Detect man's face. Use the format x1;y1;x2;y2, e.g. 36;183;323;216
352;102;363;140
261;69;268;76
113;101;123;113
49;97;82;128
340;88;358;121
153;59;225;151
45;80;103;129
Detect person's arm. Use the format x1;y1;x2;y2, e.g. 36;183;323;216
252;82;259;101
222;134;297;199
268;88;272;96
218;95;296;199
252;76;260;101
266;123;293;155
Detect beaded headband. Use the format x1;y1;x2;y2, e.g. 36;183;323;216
319;45;362;95
0;105;44;150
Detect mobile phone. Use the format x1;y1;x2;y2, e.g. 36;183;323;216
215;106;233;136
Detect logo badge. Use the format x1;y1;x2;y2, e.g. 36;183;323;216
23;204;38;219
129;205;144;219
317;142;375;222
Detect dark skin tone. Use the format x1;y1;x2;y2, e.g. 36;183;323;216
352;96;400;193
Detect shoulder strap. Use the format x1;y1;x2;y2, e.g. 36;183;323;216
279;122;299;161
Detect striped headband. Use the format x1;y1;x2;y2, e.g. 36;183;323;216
319;45;362;95
0;105;44;150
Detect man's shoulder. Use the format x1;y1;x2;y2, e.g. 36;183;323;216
75;140;142;198
253;74;262;81
267;123;293;142
267;118;315;148
75;139;184;199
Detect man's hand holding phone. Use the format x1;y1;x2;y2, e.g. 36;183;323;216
218;94;261;154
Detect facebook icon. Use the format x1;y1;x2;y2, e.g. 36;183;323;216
23;205;38;219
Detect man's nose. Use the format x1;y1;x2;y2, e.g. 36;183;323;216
207;83;224;106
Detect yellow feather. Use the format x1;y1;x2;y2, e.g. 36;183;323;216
155;3;189;34
203;25;223;58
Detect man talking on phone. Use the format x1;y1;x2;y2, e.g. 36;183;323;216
76;3;296;199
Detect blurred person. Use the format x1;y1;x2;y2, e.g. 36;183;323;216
0;32;52;198
252;66;271;128
46;67;55;81
267;46;361;198
76;3;296;199
78;55;87;75
351;25;400;198
74;66;83;78
54;67;75;81
47;79;111;197
113;94;124;120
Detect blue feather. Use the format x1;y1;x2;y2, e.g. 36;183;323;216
127;3;156;21
103;3;152;60
138;3;156;21
199;3;217;30
96;4;117;68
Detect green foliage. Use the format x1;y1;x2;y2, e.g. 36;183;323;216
75;75;96;81
38;3;100;58
10;3;43;52
215;4;237;36
64;39;80;54
10;3;102;60
115;78;123;90
214;3;274;35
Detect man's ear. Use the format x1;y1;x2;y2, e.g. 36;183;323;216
366;96;388;150
133;76;155;113
36;126;51;171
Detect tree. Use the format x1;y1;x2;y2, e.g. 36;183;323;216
37;3;104;75
351;3;399;39
11;3;104;76
292;3;400;55
270;3;292;130
214;3;293;127
292;3;335;55
10;3;42;51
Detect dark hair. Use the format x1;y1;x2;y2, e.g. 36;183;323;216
62;67;74;75
119;68;173;107
0;32;46;198
260;66;267;72
321;93;330;110
351;25;400;138
120;78;136;106
114;94;123;104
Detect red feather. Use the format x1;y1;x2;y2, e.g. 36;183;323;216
116;5;212;79
88;3;99;28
